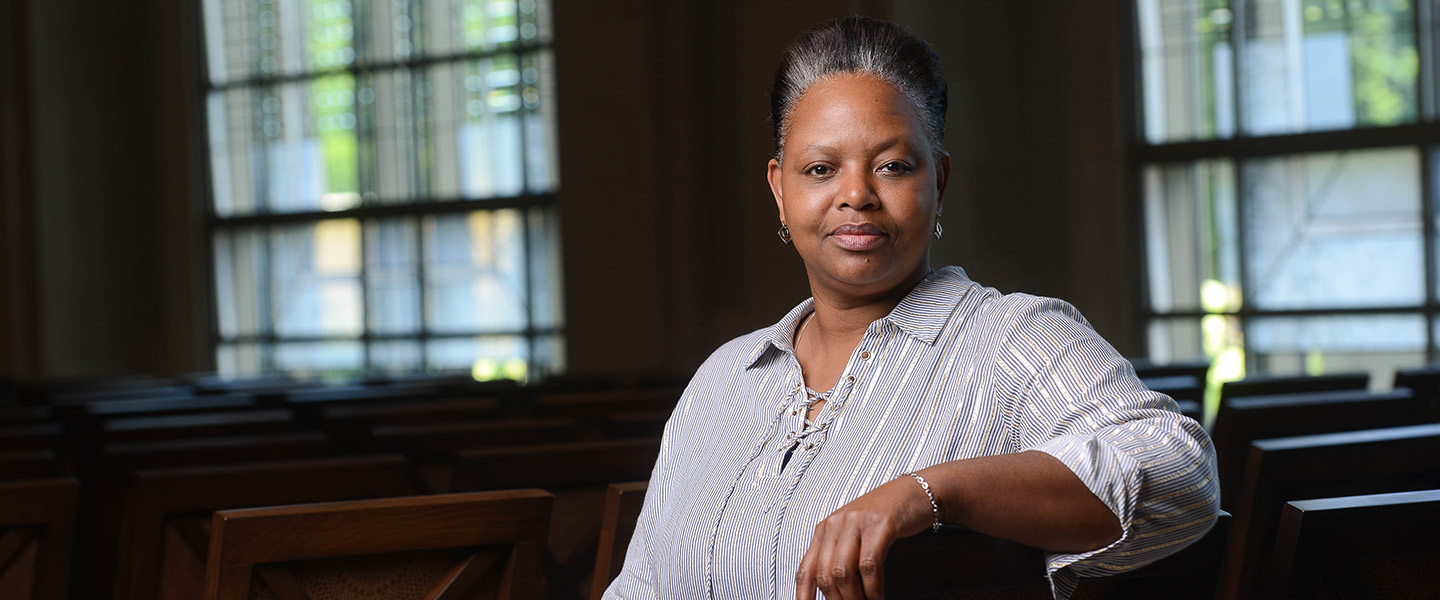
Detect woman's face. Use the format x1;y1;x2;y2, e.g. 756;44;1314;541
768;73;949;300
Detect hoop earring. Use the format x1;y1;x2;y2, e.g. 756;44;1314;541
933;221;943;240
778;222;792;244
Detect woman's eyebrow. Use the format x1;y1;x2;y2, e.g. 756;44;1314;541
797;138;916;157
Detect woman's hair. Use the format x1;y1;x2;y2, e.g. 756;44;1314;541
770;15;947;163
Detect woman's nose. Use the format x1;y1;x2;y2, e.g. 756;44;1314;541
837;171;879;210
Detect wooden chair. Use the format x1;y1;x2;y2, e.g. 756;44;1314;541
1211;388;1429;508
589;481;647;600
1219;372;1369;407
0;406;52;425
1220;423;1440;599
202;489;554;600
114;454;415;600
0;450;57;481
1393;365;1440;421
0;423;63;452
598;409;669;440
279;384;456;433
531;387;682;421
320;397;504;447
83;394;256;419
1129;358;1209;383
371;417;579;493
101;408;297;444
583;480;1230;599
1269;488;1440;599
451;438;661;600
77;431;337;600
0;477;79;599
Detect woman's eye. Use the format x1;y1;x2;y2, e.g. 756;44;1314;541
880;161;911;174
805;165;833;176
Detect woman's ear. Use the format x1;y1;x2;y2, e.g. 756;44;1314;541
768;158;787;222
934;152;951;210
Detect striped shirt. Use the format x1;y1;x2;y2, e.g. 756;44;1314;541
604;266;1220;600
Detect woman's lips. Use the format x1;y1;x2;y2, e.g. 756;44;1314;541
829;223;887;251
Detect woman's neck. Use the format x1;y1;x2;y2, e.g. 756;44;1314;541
802;267;933;345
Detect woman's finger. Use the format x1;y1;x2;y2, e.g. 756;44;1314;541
796;521;825;600
857;524;891;600
822;523;866;599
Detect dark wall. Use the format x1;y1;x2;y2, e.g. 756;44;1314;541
556;0;1140;377
0;0;1138;380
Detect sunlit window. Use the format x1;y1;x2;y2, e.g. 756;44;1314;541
1136;0;1433;411
203;0;562;381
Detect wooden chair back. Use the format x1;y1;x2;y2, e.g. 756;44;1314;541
0;477;79;599
320;397;504;445
1211;388;1428;507
0;423;63;452
372;417;578;460
451;439;660;600
0;406;52;425
0;450;57;481
202;489;554;600
531;387;682;421
1219;372;1369;406
77;431;336;600
1221;423;1440;599
114;454;414;600
1129;358;1210;383
1393;365;1440;420
83;394;256;419
589;481;648;600
599;409;669;440
1269;488;1440;599
101;408;297;444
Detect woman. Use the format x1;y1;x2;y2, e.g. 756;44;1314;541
604;16;1218;600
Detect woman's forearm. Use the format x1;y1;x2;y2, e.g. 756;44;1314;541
917;450;1123;553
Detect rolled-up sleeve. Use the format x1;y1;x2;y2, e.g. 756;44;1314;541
1001;298;1221;597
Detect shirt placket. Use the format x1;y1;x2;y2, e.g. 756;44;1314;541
764;331;882;598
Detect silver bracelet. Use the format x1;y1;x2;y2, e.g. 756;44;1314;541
901;472;942;533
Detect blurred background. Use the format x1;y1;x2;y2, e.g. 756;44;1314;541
0;0;1432;390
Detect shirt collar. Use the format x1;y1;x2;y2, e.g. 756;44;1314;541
744;266;975;369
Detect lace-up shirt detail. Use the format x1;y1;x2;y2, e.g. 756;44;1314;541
602;267;1220;600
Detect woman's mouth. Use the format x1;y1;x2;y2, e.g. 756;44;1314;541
829;223;887;251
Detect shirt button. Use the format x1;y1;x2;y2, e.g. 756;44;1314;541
846;375;856;383
860;351;871;360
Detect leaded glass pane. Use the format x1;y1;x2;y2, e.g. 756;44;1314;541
1145;160;1241;313
1242;147;1424;310
1250;314;1426;378
423;210;526;333
271;219;364;336
365;218;421;334
1137;0;1237;143
1241;0;1417;135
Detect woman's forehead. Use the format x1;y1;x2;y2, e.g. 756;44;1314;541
785;74;930;152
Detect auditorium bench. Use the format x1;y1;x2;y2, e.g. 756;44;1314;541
451;438;661;600
114;454;414;600
0;477;78;599
203;489;554;600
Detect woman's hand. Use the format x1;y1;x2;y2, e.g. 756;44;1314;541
795;474;935;600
